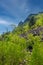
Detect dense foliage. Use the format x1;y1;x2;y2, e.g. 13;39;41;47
0;12;43;65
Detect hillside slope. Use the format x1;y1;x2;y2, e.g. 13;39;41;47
0;12;43;65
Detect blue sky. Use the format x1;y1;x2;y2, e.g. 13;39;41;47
0;0;43;34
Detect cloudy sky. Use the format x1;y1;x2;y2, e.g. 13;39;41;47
0;0;43;34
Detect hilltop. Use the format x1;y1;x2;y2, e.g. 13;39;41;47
13;12;43;37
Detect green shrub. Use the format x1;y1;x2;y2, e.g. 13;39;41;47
0;36;27;65
30;40;43;65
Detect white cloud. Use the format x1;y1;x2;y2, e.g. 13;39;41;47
0;20;14;26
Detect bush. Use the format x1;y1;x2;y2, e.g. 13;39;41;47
30;40;43;65
0;35;27;65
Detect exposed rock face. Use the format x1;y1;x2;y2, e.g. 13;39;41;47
20;26;43;38
28;26;43;36
20;26;43;48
